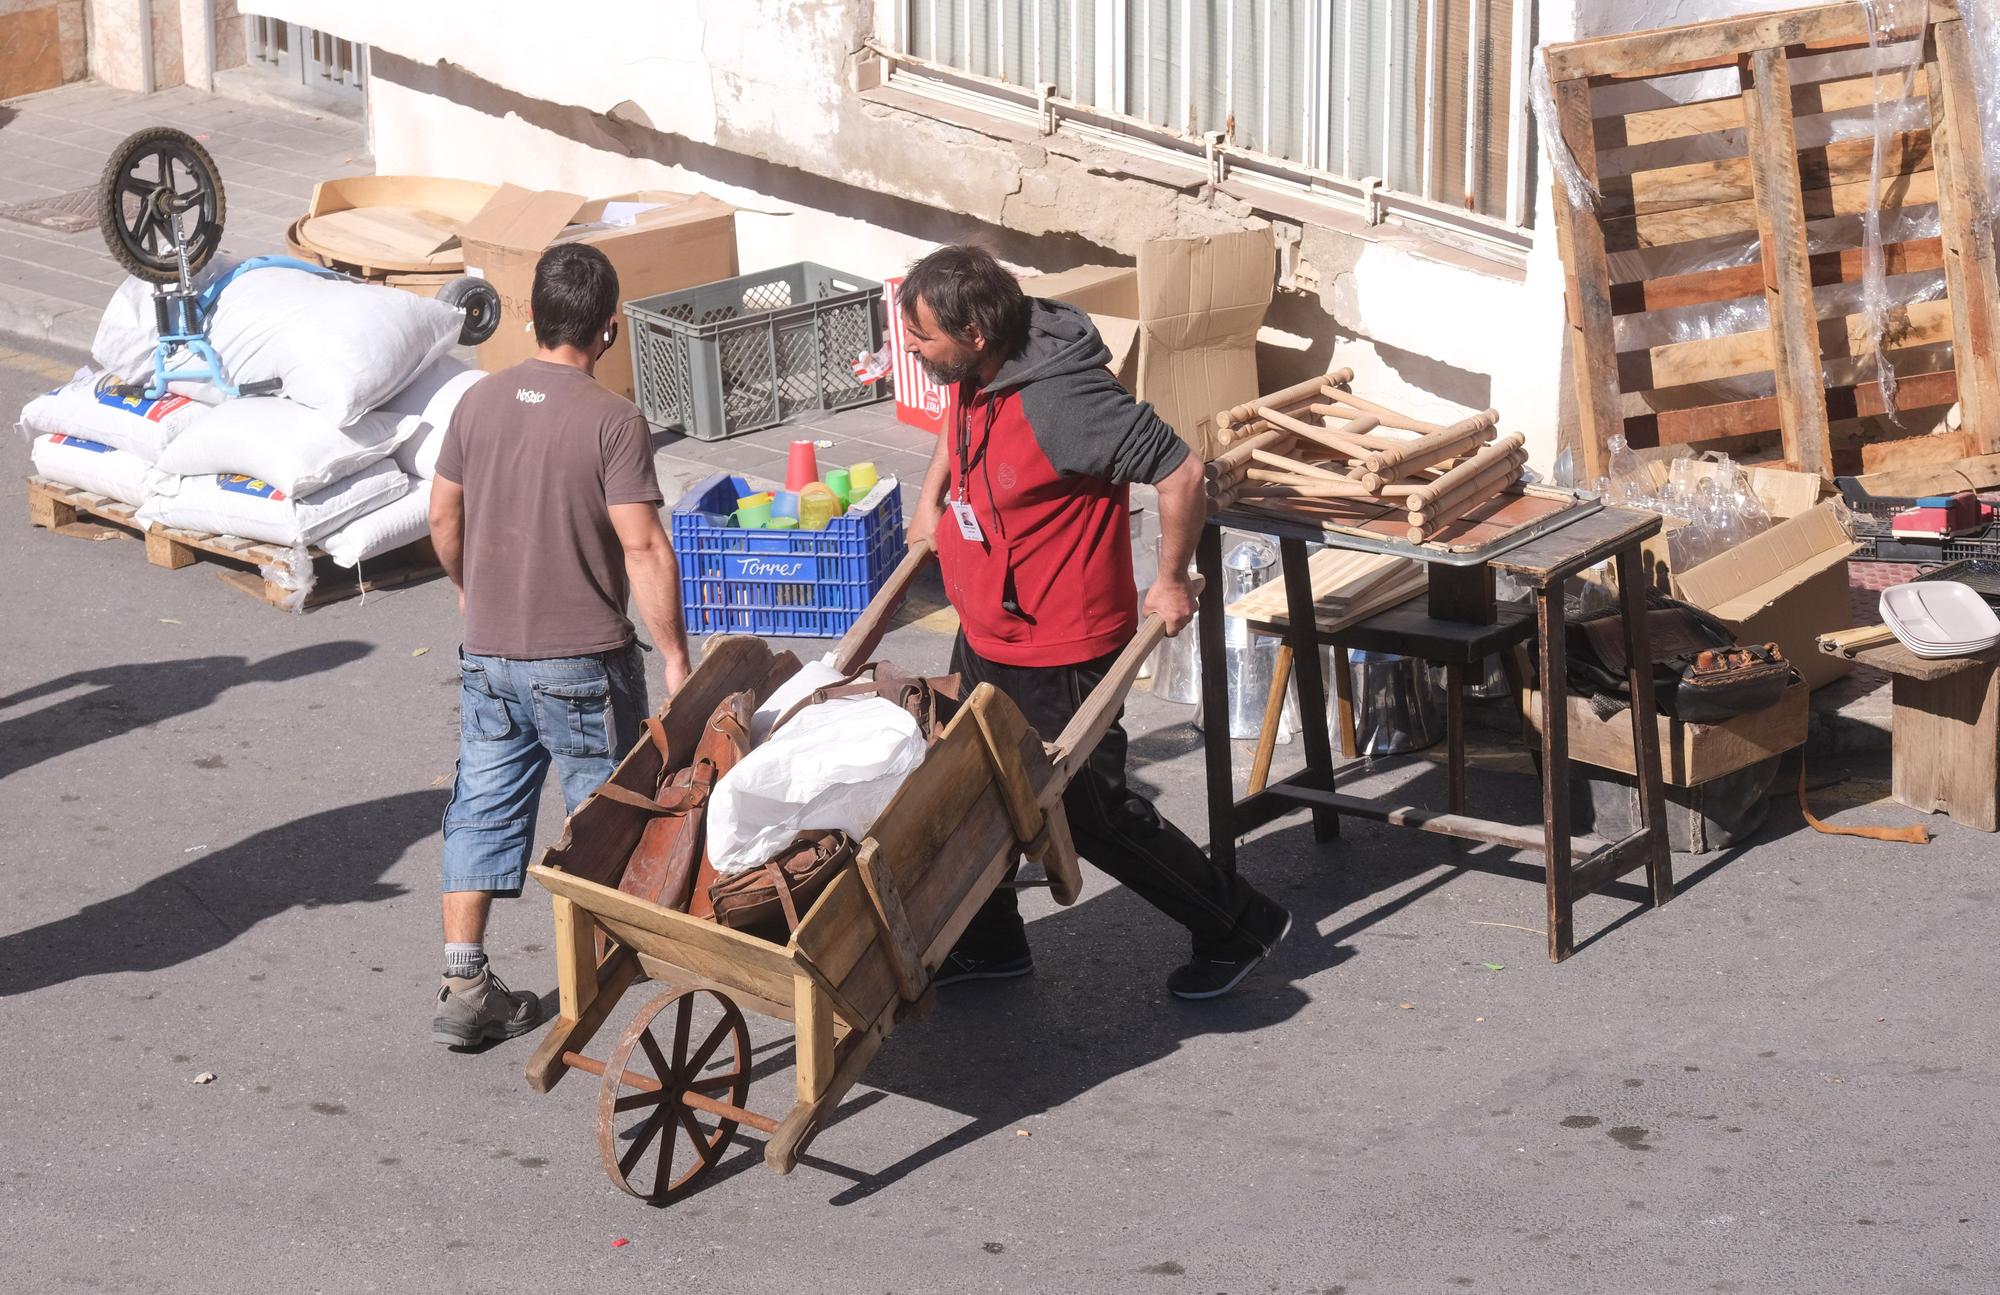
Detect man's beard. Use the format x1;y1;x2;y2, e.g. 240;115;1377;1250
918;352;979;386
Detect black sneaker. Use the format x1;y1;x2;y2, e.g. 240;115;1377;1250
1168;900;1293;1001
934;948;1035;986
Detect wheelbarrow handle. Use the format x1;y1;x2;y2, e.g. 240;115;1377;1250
831;539;936;677
1046;576;1205;790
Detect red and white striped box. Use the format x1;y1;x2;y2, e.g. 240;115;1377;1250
884;275;954;437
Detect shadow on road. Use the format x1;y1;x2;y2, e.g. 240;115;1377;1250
0;789;443;997
0;641;372;782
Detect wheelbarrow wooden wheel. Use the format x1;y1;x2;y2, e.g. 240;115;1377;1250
595;987;750;1203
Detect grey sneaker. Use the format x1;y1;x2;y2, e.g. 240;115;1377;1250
432;967;543;1047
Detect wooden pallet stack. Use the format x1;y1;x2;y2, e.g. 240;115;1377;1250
1204;367;1523;543
1545;0;2000;480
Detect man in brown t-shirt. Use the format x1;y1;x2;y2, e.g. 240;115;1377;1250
426;242;693;1048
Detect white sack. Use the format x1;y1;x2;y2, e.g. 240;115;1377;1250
321;480;432;568
137;460;409;548
749;658;849;744
95;267;461;426
706;696;927;875
379;358;484;480
29;433;153;506
91;257;243;378
19;369;208;461
151;397;410;497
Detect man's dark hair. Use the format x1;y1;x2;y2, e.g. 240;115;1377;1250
900;244;1030;357
531;243;620;350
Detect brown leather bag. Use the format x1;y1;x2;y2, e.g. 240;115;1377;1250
708;830;857;940
772;663;962;742
607;691;752;912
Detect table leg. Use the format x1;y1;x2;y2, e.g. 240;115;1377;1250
1279;536;1339;842
1196;525;1238;871
1446;660;1467;817
1248;642;1293;796
1614;545;1674;906
1536;586;1574;962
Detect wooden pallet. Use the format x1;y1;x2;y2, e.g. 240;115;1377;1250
1545;0;2000;480
25;475;441;610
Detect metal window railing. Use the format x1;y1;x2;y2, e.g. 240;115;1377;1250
246;15;367;101
889;0;1534;250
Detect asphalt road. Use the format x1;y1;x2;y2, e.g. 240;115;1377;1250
0;336;1994;1294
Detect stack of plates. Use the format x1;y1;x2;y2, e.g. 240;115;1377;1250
1880;581;2000;658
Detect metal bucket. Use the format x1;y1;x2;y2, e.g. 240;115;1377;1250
1192;539;1297;741
1347;650;1445;755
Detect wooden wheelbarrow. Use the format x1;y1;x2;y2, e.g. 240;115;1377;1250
523;540;1184;1202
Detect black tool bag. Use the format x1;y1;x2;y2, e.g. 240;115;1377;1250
1566;595;1796;724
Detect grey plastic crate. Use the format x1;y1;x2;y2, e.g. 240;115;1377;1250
625;261;890;441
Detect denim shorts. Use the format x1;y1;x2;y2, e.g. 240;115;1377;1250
440;642;648;896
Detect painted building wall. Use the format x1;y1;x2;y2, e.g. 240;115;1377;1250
234;0;1826;467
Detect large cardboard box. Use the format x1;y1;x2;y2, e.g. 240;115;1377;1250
458;186;738;401
1632;463;1857;689
1020;229;1274;459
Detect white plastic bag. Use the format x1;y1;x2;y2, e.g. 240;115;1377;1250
707;696;926;875
137;459;409;548
151;396;411;497
748;657;849;744
28;433;153;506
320;480;432;568
379;358;485;480
96;267;461;426
19;369;208;461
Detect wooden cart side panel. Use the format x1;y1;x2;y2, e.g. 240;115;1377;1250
530;864;800;1005
791;868;902;1032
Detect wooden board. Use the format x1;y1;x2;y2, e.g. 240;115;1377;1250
1544;2;2000;480
1225;549;1427;636
23;476;441;611
298;207;466;274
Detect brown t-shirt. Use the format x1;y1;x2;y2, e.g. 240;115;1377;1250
434;359;663;659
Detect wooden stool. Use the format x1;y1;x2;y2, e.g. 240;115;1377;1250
1829;638;2000;831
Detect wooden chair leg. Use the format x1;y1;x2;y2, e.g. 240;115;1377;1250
1332;645;1358;757
1614;544;1674;907
1536;587;1575;962
1248;642;1294;795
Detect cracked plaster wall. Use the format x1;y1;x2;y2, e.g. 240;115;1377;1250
245;0;1815;467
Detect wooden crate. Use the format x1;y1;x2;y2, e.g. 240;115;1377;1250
24;475;440;610
1524;678;1808;786
1545;0;2000;480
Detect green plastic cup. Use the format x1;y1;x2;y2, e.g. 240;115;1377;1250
824;467;851;504
736;500;773;529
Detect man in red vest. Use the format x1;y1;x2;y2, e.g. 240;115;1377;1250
899;244;1290;1000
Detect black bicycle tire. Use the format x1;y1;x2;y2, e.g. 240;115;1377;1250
97;126;227;284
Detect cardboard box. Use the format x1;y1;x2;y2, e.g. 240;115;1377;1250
1526;678;1807;785
1630;462;1857;689
1020;229;1274;459
458;186;737;401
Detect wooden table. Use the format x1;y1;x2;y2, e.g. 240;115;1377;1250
1827;638;2000;831
1195;503;1675;961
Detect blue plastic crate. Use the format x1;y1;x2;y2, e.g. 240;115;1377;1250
669;472;907;638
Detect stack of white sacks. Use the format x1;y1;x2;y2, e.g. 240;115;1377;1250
18;258;486;602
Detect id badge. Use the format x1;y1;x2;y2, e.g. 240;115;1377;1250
950;499;985;543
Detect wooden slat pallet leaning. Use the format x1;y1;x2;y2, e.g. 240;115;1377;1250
1545;0;2000;479
24;475;439;610
525;540;1181;1204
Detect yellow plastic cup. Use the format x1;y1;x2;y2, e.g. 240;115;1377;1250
848;461;879;496
798;484;838;531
